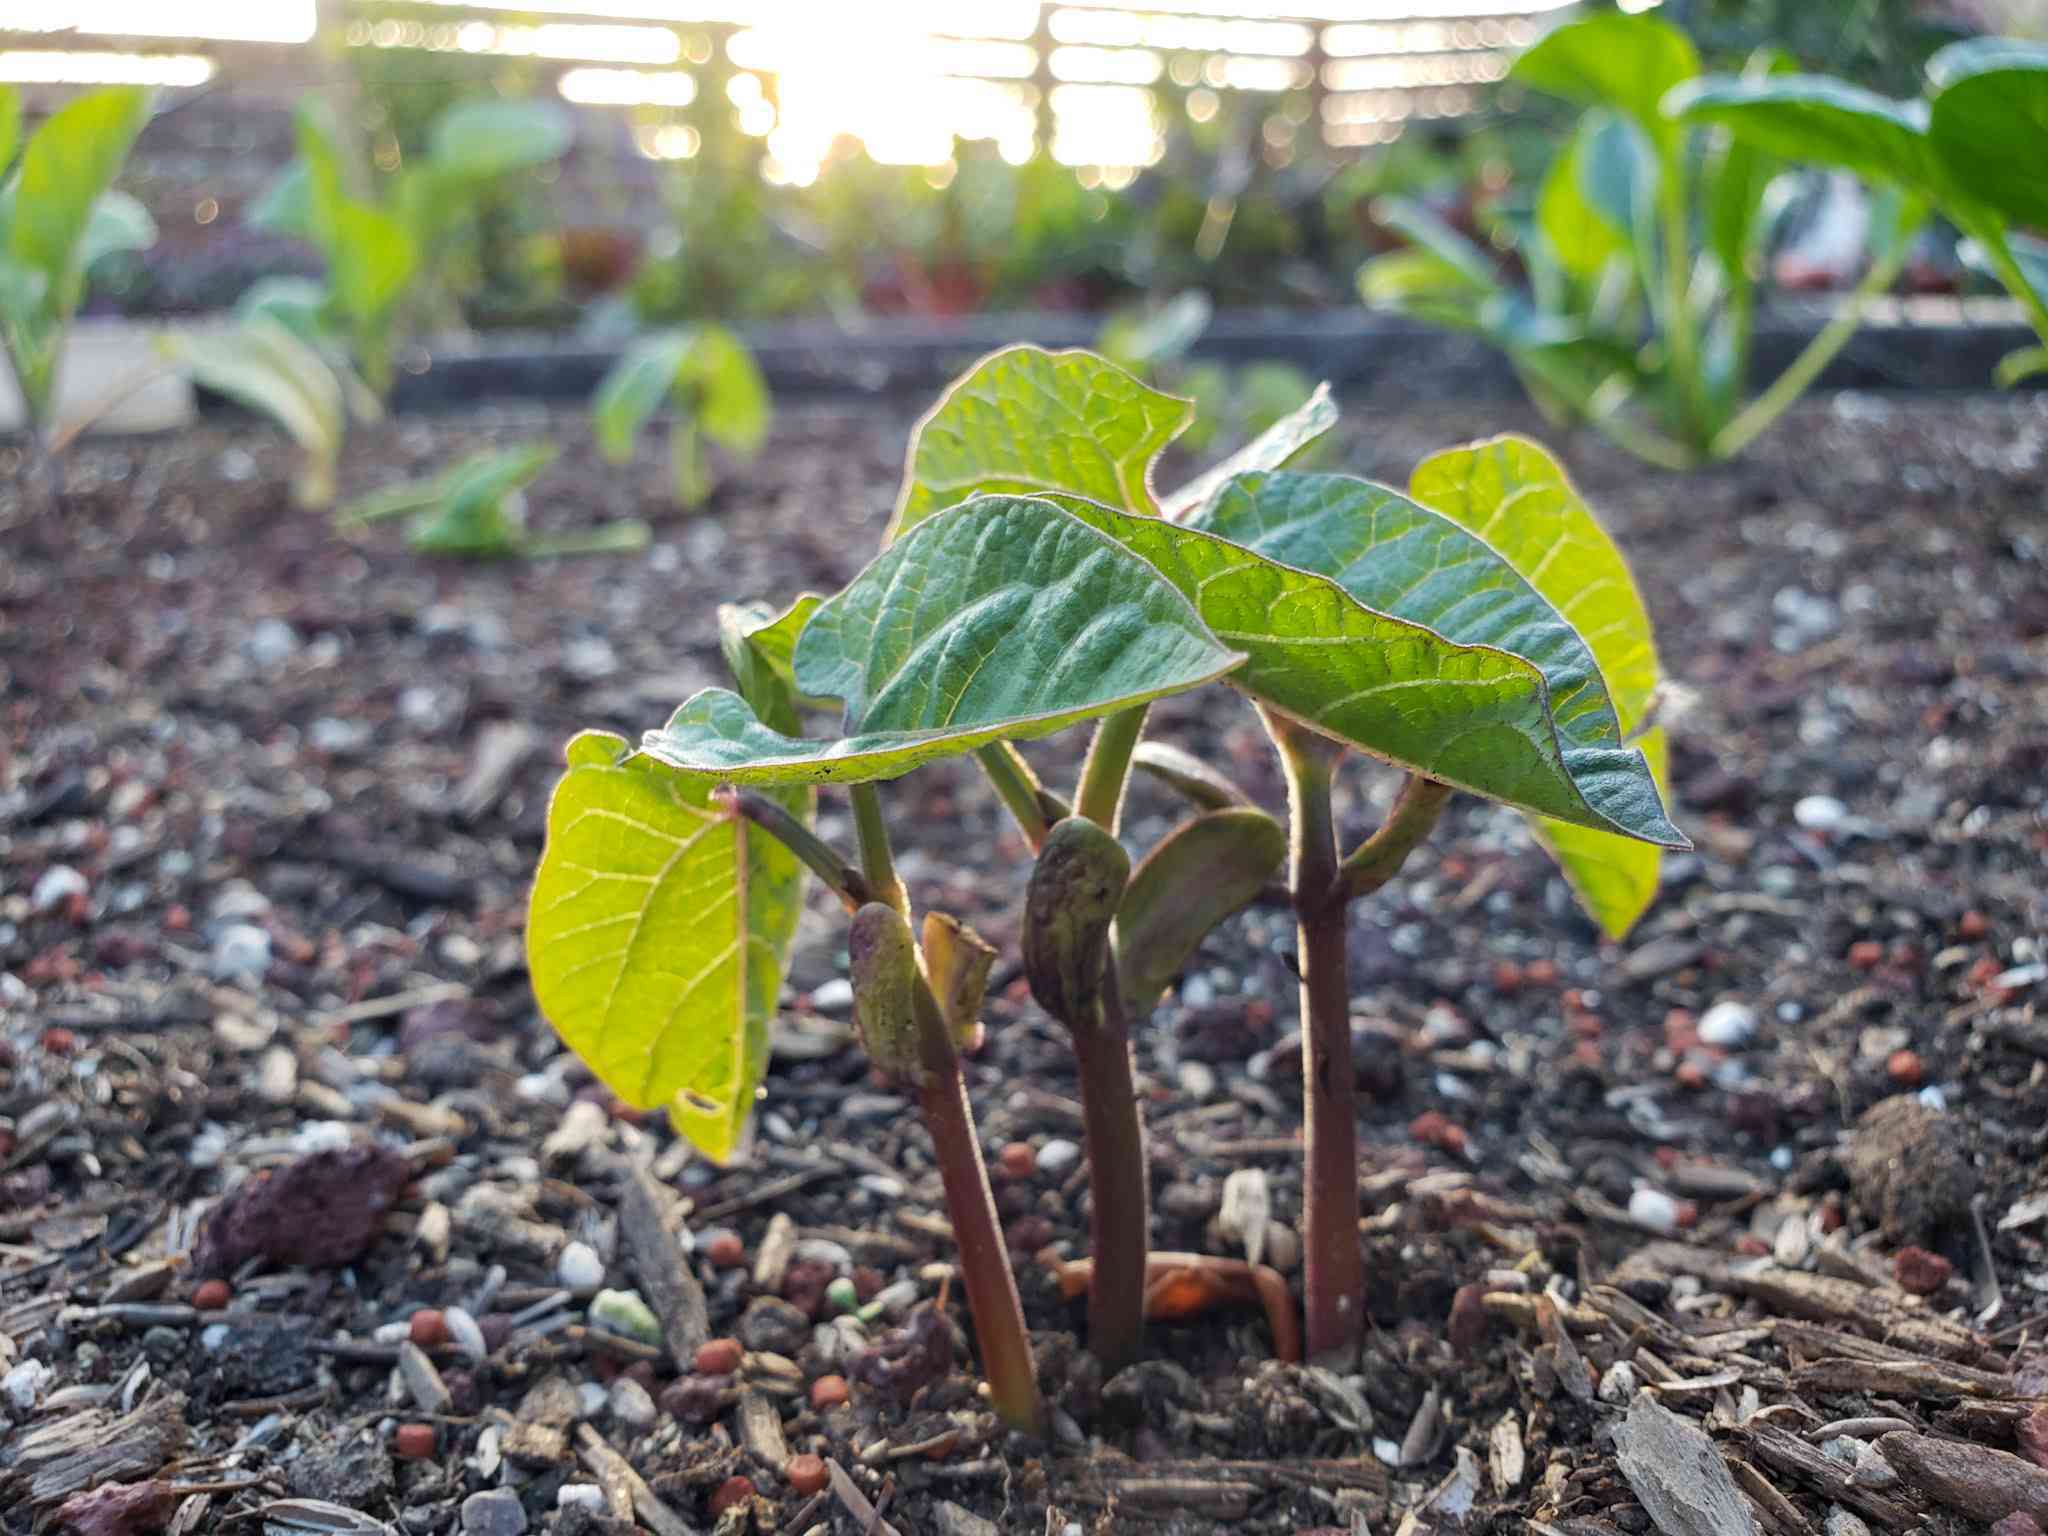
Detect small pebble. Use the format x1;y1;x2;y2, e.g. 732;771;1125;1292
557;1241;604;1294
810;1374;850;1410
1628;1188;1681;1234
1697;1000;1757;1048
825;1276;860;1315
192;1279;231;1312
1886;1049;1925;1088
1794;794;1848;832
394;1423;437;1459
30;865;86;913
1958;910;1989;940
997;1142;1036;1180
1892;1246;1953;1296
703;1230;745;1269
708;1476;754;1516
444;1306;487;1363
786;1452;828;1496
1848;940;1884;970
693;1338;744;1376
556;1487;605;1513
1036;1138;1081;1175
589;1288;663;1347
409;1309;450;1349
460;1487;528;1536
609;1375;657;1432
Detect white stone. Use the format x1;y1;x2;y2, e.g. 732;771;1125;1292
1628;1188;1681;1234
1697;1000;1758;1048
30;865;85;913
1794;795;1849;832
1035;1138;1082;1175
556;1242;604;1295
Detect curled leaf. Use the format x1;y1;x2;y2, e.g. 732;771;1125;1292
922;911;996;1050
1023;817;1130;1026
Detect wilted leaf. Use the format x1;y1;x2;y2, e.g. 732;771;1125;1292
887;345;1192;541
848;901;921;1080
643;496;1244;786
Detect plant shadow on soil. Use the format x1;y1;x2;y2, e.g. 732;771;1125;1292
2;389;2046;1534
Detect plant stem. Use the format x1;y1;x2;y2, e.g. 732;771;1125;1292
852;781;1043;1434
1338;776;1452;902
849;783;906;917
975;744;1051;851
1075;705;1149;834
1711;215;1922;462
1656;154;1707;453
1970;221;2048;356
1069;987;1148;1372
719;789;872;910
526;521;653;558
1266;710;1363;1361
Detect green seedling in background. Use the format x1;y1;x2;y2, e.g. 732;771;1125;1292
592;324;771;508
339;444;647;558
1362;12;1927;468
527;345;1681;1421
0;84;154;499
1677;36;2048;385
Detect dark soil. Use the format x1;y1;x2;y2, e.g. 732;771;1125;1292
3;390;2046;1536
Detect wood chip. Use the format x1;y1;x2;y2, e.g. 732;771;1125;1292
617;1167;708;1359
1876;1431;2048;1524
574;1424;693;1536
3;1392;188;1506
1745;1424;1915;1531
1612;1394;1760;1536
737;1389;791;1470
1792;1356;2013;1400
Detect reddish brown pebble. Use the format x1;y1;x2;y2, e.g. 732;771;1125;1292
708;1476;754;1516
1893;1246;1954;1296
2017;1404;2048;1469
1848;940;1884;970
409;1309;449;1348
1525;958;1559;986
1446;1282;1488;1354
1674;1200;1700;1230
785;1453;828;1496
393;1423;436;1459
693;1337;743;1376
1818;1197;1845;1234
1490;960;1523;993
40;1027;77;1056
165;904;191;931
703;1230;745;1269
1662;1008;1698;1051
1674;1059;1709;1091
1887;1049;1925;1087
1734;1235;1770;1257
810;1374;850;1410
1959;909;1989;940
192;1279;231;1311
997;1142;1037;1180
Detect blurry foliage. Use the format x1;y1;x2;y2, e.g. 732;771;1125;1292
1659;0;1969;93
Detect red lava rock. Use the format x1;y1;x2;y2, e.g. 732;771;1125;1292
193;1143;411;1278
409;1309;450;1349
1735;1235;1771;1257
781;1259;834;1318
393;1423;436;1459
1490;960;1523;993
164;904;191;932
693;1338;743;1376
852;1265;884;1302
1408;1111;1467;1156
1848;940;1884;970
1006;1213;1056;1255
1674;1201;1700;1231
1569;1040;1604;1072
1567;1012;1603;1041
53;1480;177;1536
997;1141;1037;1179
785;1453;828;1496
1525;958;1559;986
703;1230;745;1269
1959;909;1989;940
1887;1049;1925;1088
1446;1283;1488;1354
191;1279;231;1312
2015;1404;2048;1470
40;1027;77;1056
708;1476;754;1516
1894;1246;1954;1296
810;1373;851;1410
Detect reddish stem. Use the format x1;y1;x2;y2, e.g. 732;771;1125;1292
1069;1010;1147;1371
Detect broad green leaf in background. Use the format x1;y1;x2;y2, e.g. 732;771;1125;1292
1700;50;1795;290
594;325;771;505
249;160;314;240
327;203;416;331
1163;382;1337;521
886;345;1193;540
1539;121;1629;283
1048;493;1683;847
163;316;348;507
1671;76;1945;201
7;86;148;295
0;86;21;174
1925;39;2048;231
428;97;574;180
1371;196;1501;291
77;190;155;273
1513;13;1699;154
527;731;802;1162
595;330;694;460
642;495;1244;785
1408;437;1672;936
1098;289;1213;375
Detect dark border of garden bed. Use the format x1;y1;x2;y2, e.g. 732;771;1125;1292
367;296;2043;413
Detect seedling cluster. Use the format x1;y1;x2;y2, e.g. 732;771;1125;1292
527;344;1686;1428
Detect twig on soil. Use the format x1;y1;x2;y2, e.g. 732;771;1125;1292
826;1458;904;1536
575;1424;695;1536
313;981;469;1030
618;1166;709;1358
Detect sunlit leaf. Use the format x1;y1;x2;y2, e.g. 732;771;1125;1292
1513;13;1699;154
1163;382;1338;522
164;317;347;507
428;98;573;180
77;191;155;272
1926;39;2048;231
7;86;148;295
1538;121;1628;283
594;325;770;506
1097;290;1213;374
527;731;799;1162
1671;75;1945;200
1408;436;1673;935
887;344;1192;541
641;495;1244;785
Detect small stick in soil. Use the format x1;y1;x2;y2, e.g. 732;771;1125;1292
618;1166;709;1357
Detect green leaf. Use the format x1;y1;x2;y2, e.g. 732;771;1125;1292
1097;289;1213;374
1701;49;1795;288
1356;247;1495;324
642;495;1245;786
0;86;21;178
163;317;346;507
236;275;332;346
593;326;770;500
717;594;821;735
1539;122;1628;283
594;331;689;462
1996;343;2048;388
886;345;1193;541
1408;436;1671;936
1373;196;1502;291
1512;13;1699;152
1067;485;1678;846
428;97;573;179
680;324;770;458
527;730;802;1162
1671;76;1945;201
1117;807;1285;1017
406;445;555;556
1926;40;2048;231
8;86;148;295
250;161;315;241
327;203;416;330
78;191;155;272
1163;381;1337;522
